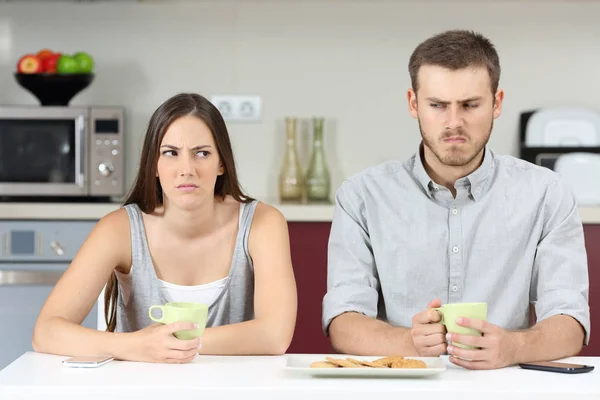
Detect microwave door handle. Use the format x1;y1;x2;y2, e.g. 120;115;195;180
75;115;85;188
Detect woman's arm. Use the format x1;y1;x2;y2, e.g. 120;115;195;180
199;203;298;355
32;209;135;358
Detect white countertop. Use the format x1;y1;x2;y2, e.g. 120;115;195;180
0;353;598;400
1;203;600;224
0;202;335;222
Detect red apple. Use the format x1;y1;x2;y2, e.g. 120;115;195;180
36;49;54;60
17;54;43;74
42;52;61;73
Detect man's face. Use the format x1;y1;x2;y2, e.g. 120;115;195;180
408;65;503;167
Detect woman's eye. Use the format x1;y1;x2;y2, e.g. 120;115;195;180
162;150;176;156
197;151;209;157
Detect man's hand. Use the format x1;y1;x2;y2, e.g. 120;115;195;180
410;299;447;356
446;317;523;370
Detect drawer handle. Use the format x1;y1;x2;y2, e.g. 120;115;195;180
0;270;63;286
50;240;65;256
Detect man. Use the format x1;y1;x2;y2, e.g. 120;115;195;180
322;29;589;370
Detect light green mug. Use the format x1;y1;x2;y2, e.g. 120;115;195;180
149;302;208;340
433;302;488;349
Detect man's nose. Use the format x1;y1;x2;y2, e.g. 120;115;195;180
445;106;464;131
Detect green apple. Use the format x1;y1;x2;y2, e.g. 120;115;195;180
74;52;94;74
56;55;79;74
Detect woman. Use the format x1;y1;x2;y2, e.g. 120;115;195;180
33;93;297;363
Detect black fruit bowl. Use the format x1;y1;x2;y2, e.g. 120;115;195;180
14;73;94;106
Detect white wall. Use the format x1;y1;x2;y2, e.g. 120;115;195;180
1;0;599;201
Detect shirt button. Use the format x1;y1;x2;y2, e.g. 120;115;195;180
452;246;459;253
452;208;458;215
451;285;458;292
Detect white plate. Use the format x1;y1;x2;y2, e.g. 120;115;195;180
285;354;446;378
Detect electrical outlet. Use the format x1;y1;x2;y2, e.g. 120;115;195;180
210;95;262;122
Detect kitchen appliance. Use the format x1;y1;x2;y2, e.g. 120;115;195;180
519;107;600;206
554;153;600;206
0;220;98;370
524;107;600;148
519;108;600;170
0;106;125;201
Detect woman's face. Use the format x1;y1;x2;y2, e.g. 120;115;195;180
156;115;223;209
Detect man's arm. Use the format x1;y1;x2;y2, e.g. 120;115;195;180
329;313;416;356
514;315;585;363
531;177;590;349
329;300;447;356
322;179;383;353
448;314;584;369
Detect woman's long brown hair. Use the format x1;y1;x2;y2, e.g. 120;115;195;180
104;93;253;332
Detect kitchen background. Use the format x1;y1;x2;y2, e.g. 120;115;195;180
1;0;600;370
2;0;600;199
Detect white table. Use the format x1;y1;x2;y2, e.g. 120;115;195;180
0;353;598;400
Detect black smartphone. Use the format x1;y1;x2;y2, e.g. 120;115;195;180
519;361;594;374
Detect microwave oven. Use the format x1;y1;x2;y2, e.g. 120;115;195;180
0;106;125;201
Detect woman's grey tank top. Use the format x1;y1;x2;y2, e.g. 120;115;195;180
114;201;258;333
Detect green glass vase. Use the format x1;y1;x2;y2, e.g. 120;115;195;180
305;117;331;203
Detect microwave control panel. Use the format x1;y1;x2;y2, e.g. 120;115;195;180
89;107;125;196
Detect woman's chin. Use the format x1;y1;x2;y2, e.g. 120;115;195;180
166;192;207;210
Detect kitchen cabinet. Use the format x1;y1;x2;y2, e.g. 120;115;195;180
287;223;600;356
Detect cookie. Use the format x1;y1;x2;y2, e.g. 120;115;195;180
310;361;338;368
391;358;427;369
346;358;387;368
325;356;365;368
372;356;405;367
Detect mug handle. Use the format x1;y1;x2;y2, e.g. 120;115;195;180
149;305;166;323
431;307;445;325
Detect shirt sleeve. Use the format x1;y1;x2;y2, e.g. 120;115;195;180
322;179;380;335
531;176;590;345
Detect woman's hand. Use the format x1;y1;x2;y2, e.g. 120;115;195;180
126;322;201;363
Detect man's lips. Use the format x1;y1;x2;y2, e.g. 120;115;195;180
443;136;467;143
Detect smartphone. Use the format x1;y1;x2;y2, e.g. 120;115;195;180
62;355;114;368
519;361;594;374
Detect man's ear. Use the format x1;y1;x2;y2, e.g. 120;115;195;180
408;88;419;119
493;88;504;119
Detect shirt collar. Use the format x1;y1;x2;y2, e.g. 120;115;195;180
413;145;436;199
465;147;494;201
411;144;494;201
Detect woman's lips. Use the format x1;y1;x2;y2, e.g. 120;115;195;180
177;184;198;192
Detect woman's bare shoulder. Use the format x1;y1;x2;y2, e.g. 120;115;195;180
250;202;287;233
86;207;132;270
96;207;130;231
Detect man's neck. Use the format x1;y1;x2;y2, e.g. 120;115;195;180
422;145;484;197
